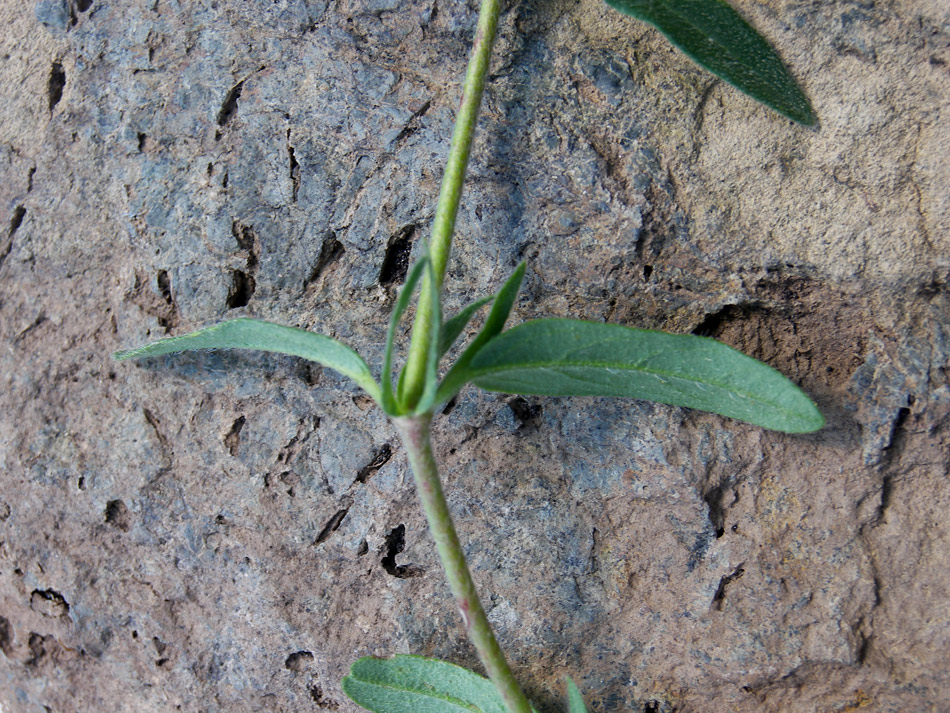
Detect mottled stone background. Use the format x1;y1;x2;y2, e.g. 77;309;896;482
1;0;948;711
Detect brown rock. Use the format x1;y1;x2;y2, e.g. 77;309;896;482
0;0;947;710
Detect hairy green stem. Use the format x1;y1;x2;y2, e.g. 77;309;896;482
389;4;530;709
400;0;501;409
395;414;533;713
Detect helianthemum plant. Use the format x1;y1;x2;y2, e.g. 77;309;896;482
116;0;821;710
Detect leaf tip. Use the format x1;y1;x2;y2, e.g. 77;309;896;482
797;402;825;433
774;395;824;434
566;675;588;713
783;95;817;127
799;107;818;127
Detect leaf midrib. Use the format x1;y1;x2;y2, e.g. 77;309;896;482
636;0;767;64
470;357;801;414
345;675;484;713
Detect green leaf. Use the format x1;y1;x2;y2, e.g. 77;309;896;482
463;319;824;433
113;317;381;403
440;295;494;358
566;677;587;713
414;257;443;415
604;0;815;125
342;655;509;713
382;258;430;416
436;263;526;405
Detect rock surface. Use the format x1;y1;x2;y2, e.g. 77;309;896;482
1;0;948;711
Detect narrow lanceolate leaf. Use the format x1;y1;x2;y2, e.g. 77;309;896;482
464;319;824;433
436;262;526;404
604;0;815;125
382;258;430;416
342;655;510;713
440;295;494;358
413;257;443;414
114;317;381;403
566;677;588;713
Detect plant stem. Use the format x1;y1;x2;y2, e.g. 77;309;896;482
395;414;533;713
390;4;529;709
400;0;502;409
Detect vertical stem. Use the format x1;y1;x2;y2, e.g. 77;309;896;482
400;0;502;409
390;6;528;708
396;414;533;713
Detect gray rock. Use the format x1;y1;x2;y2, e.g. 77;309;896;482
34;0;70;33
1;0;948;711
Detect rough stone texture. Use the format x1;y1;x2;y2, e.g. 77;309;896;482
0;0;948;711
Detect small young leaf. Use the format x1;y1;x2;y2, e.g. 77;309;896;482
440;295;494;358
463;319;824;433
114;317;381;403
342;655;510;713
566;677;587;713
436;262;526;405
413;257;443;414
382;257;430;415
604;0;815;125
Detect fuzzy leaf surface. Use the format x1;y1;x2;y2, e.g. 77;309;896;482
440;295;494;358
436;262;525;404
383;258;430;415
604;0;814;124
114;317;380;402
465;319;824;433
566;677;588;713
414;257;443;414
342;655;510;713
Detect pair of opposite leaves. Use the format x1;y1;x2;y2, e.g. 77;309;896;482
116;0;820;430
342;655;589;713
117;3;820;711
115;258;823;433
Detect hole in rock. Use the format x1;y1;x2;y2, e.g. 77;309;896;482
104;499;131;531
309;684;338;707
355;444;392;484
231;222;257;257
378;225;415;286
381;524;422;578
216;80;245;127
156;270;173;304
224;416;246;456
0;615;12;655
48;62;66;111
27;632;48;665
306;232;345;288
441;396;457;416
703;485;727;538
226;269;255;308
285;650;314;672
712;566;745;610
30;589;69;617
9;206;26;236
314;509;349;545
288;141;300;202
691;303;759;338
507;396;542;427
